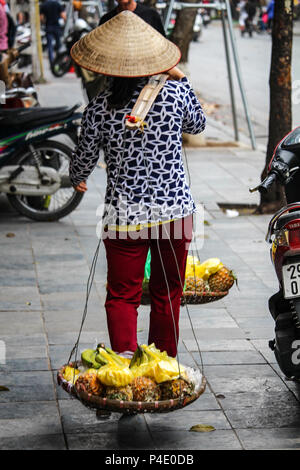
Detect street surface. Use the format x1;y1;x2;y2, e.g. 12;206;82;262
1;20;300;450
189;21;300;148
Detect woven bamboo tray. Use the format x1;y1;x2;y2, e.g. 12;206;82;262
141;290;228;305
181;290;228;305
57;362;206;415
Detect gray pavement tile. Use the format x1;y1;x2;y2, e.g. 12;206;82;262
35;253;86;264
250;339;277;364
240;327;274;340
31;237;81;254
270;364;300;400
0;434;66;450
0;253;35;270
178;338;255;353
0;270;37;287
151;429;242;450
180;327;246;341
235;316;274;329
236;427;300;450
0;287;41;311
4;345;48;361
179;309;237;329
40;291;102;312
145;409;231;432
44;316;105;335
0;371;55;402
225;404;300;429
66;431;153;450
0;402;62;438
0;312;44;335
188;350;267;366
183;390;221;411
0;358;49;372
203;364;288;394
38;282;89;295
215;390;300;410
59;399;120;434
47;330;110;346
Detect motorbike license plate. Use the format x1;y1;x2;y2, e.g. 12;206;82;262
282;262;300;299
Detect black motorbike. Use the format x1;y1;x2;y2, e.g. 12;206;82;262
0;103;84;221
250;127;300;378
51;19;91;78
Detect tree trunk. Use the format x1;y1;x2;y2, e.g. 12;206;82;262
258;0;293;214
169;0;199;63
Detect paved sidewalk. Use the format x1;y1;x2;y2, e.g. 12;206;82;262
2;68;300;450
2;141;300;450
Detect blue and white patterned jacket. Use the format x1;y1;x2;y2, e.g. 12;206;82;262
70;77;206;226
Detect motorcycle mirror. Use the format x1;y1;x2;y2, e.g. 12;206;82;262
281;127;300;151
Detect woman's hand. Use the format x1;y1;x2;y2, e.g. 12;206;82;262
74;181;87;193
167;66;185;81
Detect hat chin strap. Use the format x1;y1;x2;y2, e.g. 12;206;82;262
125;73;168;131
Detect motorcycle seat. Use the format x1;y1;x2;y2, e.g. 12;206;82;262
276;210;300;230
0;103;81;129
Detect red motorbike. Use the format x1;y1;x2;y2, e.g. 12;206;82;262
251;127;300;378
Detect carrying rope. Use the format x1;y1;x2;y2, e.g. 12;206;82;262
68;129;129;366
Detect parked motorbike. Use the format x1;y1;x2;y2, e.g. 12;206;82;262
0;103;84;221
250;127;300;378
51;18;91;78
0;44;39;109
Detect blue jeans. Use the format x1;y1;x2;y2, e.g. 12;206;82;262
46;25;61;64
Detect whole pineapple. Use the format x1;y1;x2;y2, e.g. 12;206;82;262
75;370;104;396
105;385;133;401
132;376;161;402
208;266;235;292
185;276;208;293
160;378;195;400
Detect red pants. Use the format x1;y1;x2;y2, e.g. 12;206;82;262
103;216;193;357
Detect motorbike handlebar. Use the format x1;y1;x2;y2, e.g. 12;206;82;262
249;172;277;194
259;172;277;194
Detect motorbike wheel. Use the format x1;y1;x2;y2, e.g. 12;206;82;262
51;53;72;77
7;140;84;222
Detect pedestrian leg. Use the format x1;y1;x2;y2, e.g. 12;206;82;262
103;235;149;354
148;216;193;357
46;30;54;64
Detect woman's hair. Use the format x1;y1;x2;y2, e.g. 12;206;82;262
107;76;145;110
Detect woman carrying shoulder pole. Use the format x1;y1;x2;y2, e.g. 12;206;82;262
69;11;206;358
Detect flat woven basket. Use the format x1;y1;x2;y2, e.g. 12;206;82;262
141;290;228;305
57;361;206;415
180;290;228;305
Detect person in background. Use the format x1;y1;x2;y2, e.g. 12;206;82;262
267;0;275;33
99;0;165;36
0;0;8;55
40;0;66;65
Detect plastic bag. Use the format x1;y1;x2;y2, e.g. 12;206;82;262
97;364;134;387
144;250;151;280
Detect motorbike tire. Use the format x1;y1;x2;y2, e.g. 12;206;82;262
7;140;84;222
51;52;72;77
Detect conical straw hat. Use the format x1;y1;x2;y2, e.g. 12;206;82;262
70;10;181;77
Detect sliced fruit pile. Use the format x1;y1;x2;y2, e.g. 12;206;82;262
184;256;236;294
63;343;196;402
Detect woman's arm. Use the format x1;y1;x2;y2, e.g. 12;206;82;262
181;78;206;135
69;104;102;190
